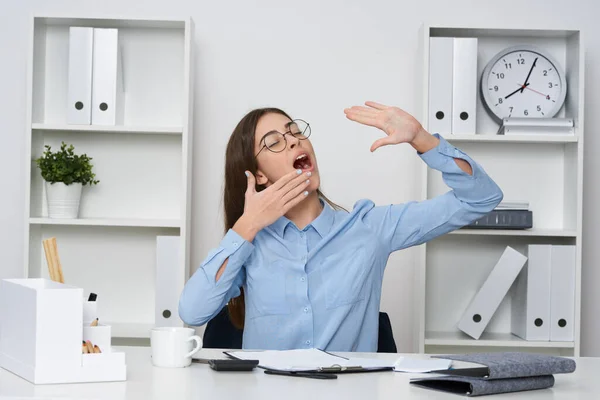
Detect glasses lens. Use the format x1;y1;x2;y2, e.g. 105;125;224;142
264;132;286;152
289;120;310;139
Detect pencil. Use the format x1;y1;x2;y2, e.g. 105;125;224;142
93;345;101;354
85;340;93;354
82;341;89;354
91;318;98;327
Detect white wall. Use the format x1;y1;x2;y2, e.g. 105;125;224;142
1;0;600;354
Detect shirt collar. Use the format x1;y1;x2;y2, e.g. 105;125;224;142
268;198;335;238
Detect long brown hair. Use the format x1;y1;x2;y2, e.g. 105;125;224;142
224;107;344;329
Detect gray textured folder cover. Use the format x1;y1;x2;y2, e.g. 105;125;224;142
431;352;576;379
410;374;555;397
410;352;575;397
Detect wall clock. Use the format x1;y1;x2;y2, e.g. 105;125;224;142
480;45;567;123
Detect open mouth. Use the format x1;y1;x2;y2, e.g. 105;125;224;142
293;153;313;171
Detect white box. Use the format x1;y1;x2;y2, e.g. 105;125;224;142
511;245;552;341
550;245;576;341
91;28;124;125
458;246;528;339
451;38;478;134
155;236;184;327
67;27;94;125
0;279;126;384
428;37;453;136
83;300;98;324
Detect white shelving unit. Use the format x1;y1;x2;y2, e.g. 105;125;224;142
23;15;194;340
416;24;584;356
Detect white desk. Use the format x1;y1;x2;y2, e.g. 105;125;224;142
0;346;597;399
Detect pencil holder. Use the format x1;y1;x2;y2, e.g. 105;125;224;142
82;323;112;354
0;278;126;384
83;300;98;324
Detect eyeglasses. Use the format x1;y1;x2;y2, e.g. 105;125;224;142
255;119;311;157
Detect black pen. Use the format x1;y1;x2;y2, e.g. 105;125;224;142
264;370;337;380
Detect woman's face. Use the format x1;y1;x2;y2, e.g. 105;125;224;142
254;112;320;192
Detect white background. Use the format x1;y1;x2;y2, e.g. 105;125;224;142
1;0;599;355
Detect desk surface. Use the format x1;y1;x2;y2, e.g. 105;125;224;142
0;346;596;399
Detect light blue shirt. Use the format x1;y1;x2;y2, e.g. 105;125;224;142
178;135;503;352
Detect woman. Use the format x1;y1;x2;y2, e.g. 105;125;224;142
179;101;503;352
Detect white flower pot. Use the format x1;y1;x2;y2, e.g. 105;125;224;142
45;182;83;219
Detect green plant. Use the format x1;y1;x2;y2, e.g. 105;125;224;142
35;142;99;186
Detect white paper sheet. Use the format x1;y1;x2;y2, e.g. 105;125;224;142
226;348;394;372
394;357;453;373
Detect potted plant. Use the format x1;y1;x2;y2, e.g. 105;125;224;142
35;142;99;219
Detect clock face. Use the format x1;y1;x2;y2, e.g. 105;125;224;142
481;46;566;121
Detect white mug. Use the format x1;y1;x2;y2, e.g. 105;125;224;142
151;327;203;368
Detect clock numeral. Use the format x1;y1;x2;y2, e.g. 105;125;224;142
498;98;503;104
548;82;553;88
517;58;525;64
537;105;541;112
524;110;529;116
509;106;514;112
494;85;498;91
543;70;548;76
505;63;512;69
546;95;551;100
497;73;505;79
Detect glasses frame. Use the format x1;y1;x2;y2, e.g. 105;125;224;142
255;119;311;158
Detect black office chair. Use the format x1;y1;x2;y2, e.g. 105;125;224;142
203;307;397;353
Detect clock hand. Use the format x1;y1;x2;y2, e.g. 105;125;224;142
520;57;538;93
505;83;529;99
516;83;548;97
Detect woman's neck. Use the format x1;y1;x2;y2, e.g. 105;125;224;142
284;191;323;230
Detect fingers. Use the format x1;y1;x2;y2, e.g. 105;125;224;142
345;112;379;128
270;169;303;191
364;101;389;110
245;171;256;195
279;171;312;197
283;187;310;211
281;176;311;204
344;106;379;117
370;136;395;152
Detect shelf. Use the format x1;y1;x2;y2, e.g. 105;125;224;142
32;123;183;135
29;218;180;228
109;322;154;338
441;134;578;143
425;331;575;348
450;229;577;237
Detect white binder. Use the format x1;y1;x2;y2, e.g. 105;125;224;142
155;236;184;328
550;245;576;341
428;37;453;136
91;28;123;125
511;245;552;341
458;246;527;340
67;27;94;125
451;38;478;135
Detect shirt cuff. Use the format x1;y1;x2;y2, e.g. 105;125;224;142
201;228;254;284
418;134;476;176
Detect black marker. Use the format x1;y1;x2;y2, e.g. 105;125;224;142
88;293;97;302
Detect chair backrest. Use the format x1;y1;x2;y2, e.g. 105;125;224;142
203;307;397;353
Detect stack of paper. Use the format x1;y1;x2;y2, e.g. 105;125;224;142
495;201;529;211
394;357;453;373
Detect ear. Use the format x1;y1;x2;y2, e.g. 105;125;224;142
255;169;269;186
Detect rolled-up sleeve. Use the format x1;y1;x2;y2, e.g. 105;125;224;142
178;229;254;326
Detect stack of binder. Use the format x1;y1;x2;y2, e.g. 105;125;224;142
511;244;576;342
67;26;124;126
464;201;532;230
428;37;478;135
457;244;576;342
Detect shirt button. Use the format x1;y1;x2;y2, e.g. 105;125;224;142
300;277;306;282
306;340;311;345
233;242;238;247
304;307;309;313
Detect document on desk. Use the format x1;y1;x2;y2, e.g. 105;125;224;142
225;348;394;373
393;357;453;373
